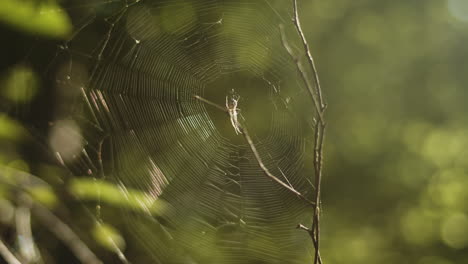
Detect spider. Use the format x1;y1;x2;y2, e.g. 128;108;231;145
226;90;242;135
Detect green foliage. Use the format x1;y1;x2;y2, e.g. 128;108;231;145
0;115;27;141
1;65;39;103
0;0;71;38
68;179;169;216
92;222;126;252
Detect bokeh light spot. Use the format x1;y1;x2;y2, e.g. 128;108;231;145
49;120;83;162
448;0;468;22
426;168;467;209
441;212;468;249
400;208;437;246
422;129;464;167
1;65;38;103
0;115;26;141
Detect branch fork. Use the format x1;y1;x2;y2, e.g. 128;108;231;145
282;1;327;263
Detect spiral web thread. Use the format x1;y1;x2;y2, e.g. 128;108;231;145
39;0;318;263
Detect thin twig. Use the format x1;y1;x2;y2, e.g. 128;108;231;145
312;125;325;264
193;95;315;206
279;25;324;124
0;239;22;264
281;1;327;263
292;0;325;110
240;126;315;205
296;224;323;262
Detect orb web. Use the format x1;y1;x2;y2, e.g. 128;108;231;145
36;0;318;263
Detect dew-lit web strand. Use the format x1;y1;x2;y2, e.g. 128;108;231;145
88;20;249;235
193;95;315;206
18;3;134;263
81;0;284;217
261;111;308;190
41;0;131;76
135;4;296;235
42;2;138;263
64;0;241;240
133;8;308;260
50;0;316;263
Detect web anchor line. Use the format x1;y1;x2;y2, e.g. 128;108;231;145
193;94;315;207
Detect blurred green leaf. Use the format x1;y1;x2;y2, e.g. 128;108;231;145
0;0;71;38
29;185;58;208
0;115;27;141
68;179;168;216
92;222;126;252
6;159;29;173
1;65;39;103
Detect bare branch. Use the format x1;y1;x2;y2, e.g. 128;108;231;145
240;126;315;206
292;0;325;110
296;223;311;232
311;126;325;264
279;25;324;123
0;239;22;264
281;1;327;263
297;223;323;264
193;95;315;206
